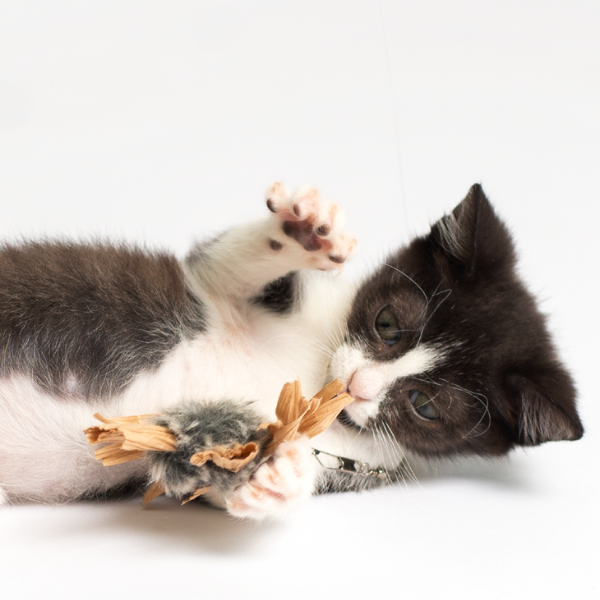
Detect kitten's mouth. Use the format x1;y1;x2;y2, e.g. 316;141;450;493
337;409;362;430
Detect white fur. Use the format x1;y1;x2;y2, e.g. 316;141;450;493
0;185;419;516
0;287;343;503
225;436;317;520
0;376;150;502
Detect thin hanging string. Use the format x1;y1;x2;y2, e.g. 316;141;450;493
377;0;410;234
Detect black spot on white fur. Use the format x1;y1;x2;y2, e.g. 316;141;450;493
253;272;299;314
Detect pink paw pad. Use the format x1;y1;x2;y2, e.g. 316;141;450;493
265;183;357;271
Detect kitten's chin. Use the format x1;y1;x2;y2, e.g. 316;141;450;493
336;409;364;431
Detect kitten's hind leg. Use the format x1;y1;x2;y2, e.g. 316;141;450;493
147;400;270;502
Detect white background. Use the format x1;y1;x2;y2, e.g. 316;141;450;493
1;1;598;598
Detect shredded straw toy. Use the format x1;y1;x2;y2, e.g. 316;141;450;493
85;379;353;505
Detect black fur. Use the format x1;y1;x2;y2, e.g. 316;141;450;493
0;242;205;399
342;184;582;459
253;272;299;314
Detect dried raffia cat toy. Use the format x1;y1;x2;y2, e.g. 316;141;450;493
85;379;353;506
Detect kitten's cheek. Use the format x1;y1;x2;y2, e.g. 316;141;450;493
330;345;364;383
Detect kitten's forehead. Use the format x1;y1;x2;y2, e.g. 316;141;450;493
364;263;431;307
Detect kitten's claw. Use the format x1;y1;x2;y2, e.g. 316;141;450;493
265;183;357;271
225;436;316;520
266;182;290;213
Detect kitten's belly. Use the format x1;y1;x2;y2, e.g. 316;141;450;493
0;324;328;503
117;327;328;418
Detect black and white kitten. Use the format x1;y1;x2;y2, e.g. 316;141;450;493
0;183;583;519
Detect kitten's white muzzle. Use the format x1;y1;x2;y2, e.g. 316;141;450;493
332;342;445;427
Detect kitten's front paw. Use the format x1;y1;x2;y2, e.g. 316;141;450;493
266;183;357;271
225;436;316;520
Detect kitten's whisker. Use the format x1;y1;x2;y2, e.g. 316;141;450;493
410;374;442;387
375;418;411;484
447;382;492;439
381;420;419;486
377;423;403;486
383;263;428;303
372;423;394;486
324;323;346;352
417;288;452;347
321;314;348;352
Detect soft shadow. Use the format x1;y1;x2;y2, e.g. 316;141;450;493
414;452;534;491
100;496;283;554
29;495;284;555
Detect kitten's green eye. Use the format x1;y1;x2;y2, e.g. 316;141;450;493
409;389;439;420
375;308;401;345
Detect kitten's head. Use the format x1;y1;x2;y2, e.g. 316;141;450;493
331;184;582;458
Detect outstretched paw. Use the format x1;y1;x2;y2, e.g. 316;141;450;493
266;183;357;271
225;436;316;520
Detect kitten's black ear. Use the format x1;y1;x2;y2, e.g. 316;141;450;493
431;184;515;275
506;372;583;446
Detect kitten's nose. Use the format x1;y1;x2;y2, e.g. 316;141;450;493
348;367;386;402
